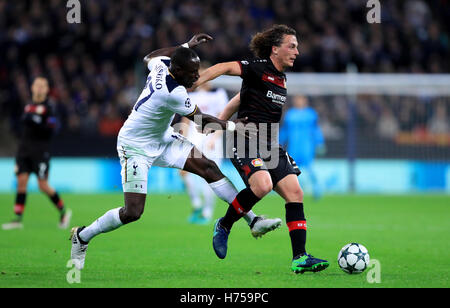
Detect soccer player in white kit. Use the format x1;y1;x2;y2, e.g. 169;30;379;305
70;34;282;269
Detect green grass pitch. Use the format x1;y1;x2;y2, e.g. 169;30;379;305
0;193;448;288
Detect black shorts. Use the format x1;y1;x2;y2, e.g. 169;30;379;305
15;151;51;179
230;145;301;188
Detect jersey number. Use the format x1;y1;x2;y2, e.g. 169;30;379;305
134;76;154;111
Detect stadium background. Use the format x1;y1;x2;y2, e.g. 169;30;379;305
0;0;449;290
0;0;449;194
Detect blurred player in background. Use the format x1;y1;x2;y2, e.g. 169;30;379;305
195;24;329;273
69;34;282;270
280;95;325;200
2;77;71;230
179;67;229;224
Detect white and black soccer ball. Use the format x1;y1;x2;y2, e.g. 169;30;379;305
337;243;370;274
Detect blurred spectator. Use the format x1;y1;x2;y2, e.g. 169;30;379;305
98;105;124;137
377;106;400;139
428;102;449;135
80;104;100;135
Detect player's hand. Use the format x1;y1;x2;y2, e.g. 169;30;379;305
187;33;213;48
233;117;258;140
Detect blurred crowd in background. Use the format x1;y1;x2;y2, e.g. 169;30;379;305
307;95;449;142
0;0;449;154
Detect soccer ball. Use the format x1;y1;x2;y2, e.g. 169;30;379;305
337;243;370;274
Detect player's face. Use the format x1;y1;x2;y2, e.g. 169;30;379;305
180;57;200;88
31;78;49;103
293;96;308;109
274;35;299;69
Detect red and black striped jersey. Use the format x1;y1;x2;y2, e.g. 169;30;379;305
237;58;287;124
237;58;287;144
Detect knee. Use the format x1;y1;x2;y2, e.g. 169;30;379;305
251;178;273;198
121;210;142;224
38;182;47;193
286;186;304;203
17;177;28;192
202;160;223;183
296;186;304;201
120;204;144;224
17;185;27;193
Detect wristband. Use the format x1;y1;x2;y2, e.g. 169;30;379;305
226;121;236;132
181;43;189;48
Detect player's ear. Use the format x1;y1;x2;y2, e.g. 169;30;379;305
169;64;180;76
272;46;279;56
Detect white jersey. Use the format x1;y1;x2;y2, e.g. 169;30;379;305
118;56;197;154
186;88;228;160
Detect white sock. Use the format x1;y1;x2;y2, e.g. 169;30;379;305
244;210;257;225
208;177;257;225
208;177;238;203
79;207;123;243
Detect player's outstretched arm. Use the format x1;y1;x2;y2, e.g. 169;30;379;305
186;105;256;139
193;61;241;89
143;33;213;64
218;92;241;121
186;106;228;131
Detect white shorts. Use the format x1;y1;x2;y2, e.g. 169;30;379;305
117;133;195;194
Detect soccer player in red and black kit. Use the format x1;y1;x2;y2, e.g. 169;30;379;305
2;77;71;230
194;25;329;273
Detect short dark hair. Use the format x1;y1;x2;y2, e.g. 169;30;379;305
32;76;50;87
249;24;297;59
171;47;199;69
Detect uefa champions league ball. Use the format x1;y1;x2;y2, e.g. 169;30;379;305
338;243;370;274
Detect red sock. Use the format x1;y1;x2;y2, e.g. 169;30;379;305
286;202;307;258
14;193;26;216
50;192;64;211
220;188;260;231
14;204;25;216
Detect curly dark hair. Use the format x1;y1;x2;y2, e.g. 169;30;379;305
249;24;297;59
